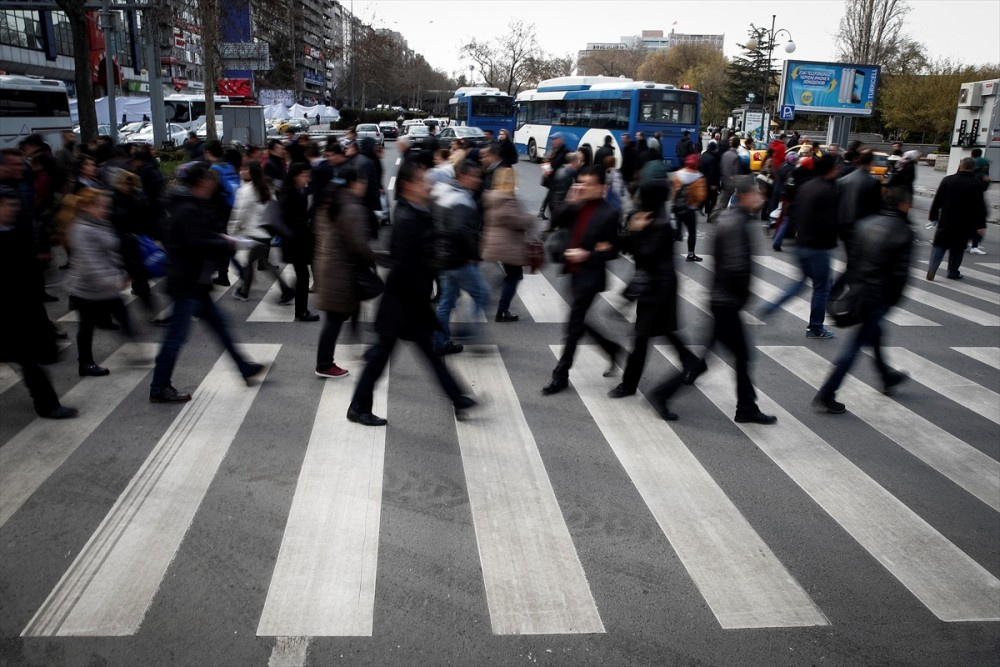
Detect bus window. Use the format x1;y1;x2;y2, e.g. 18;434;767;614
0;89;70;117
450;102;468;123
164;102;190;124
470;96;512;118
516;104;527;129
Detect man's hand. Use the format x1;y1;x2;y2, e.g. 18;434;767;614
627;211;652;232
564;247;589;263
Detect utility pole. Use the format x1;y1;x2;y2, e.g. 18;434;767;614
100;0;119;143
143;8;166;147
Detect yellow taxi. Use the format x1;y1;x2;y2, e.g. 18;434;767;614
748;141;770;172
871;151;890;182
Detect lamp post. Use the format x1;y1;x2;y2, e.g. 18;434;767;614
745;15;795;141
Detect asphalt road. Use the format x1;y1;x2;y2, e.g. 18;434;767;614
1;142;998;667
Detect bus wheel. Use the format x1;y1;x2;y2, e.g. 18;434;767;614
528;139;538;163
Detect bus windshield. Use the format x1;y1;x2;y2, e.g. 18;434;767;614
470;96;513;118
637;90;698;125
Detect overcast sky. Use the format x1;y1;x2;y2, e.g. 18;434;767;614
350;0;1000;78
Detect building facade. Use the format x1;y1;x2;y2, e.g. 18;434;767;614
577;29;724;65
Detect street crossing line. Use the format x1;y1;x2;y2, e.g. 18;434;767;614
760;346;1000;511
675;271;764;325
248;265;297;322
258;346;388;637
827;258;999;326
452;347;604;635
154;265;241;322
563;345;827;629
654;345;1000;622
915;259;1000;288
23;344;279;636
0;343;157;528
58;279;163;323
700;256;814;324
754;255;938;326
975;262;1000;271
875;348;1000;425
602;269;636;323
952;346;1000;370
517;273;570;323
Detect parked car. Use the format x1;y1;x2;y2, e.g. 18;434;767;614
437;125;487;148
117;121;148;143
194;116;223;140
402;124;432;151
355;123;384;146
128;123;188;146
73;124;113;141
378;121;398;140
277;118;309;134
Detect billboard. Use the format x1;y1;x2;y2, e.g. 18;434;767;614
778;61;880;116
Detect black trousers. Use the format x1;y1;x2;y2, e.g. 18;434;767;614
676;208;698;254
291;260;310;314
350;333;464;414
317;310;350;370
76;297;132;366
552;276;620;381
650;303;758;415
622;329;697;392
4;352;60;416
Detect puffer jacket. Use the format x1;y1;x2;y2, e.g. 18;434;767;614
850;207;913;308
481;191;531;266
312;190;375;314
67;214;125;301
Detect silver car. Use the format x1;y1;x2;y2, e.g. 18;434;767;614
355;123;384;146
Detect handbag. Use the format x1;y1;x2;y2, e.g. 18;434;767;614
353;263;385;301
544;227;569;264
524;239;544;273
826;280;864;327
622;268;652;302
134;234;167;278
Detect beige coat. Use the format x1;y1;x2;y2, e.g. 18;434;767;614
312;190;375;314
481;190;532;266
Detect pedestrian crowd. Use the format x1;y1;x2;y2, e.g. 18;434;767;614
0;123;991;427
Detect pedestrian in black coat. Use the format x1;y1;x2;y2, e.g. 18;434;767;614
278;163;318;320
699;140;721;215
926;158;988;280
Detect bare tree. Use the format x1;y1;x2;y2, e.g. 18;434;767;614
461;21;555;95
836;0;925;74
197;0;221;140
55;0;98;142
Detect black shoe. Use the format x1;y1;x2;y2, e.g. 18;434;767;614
454;395;477;418
213;276;231;287
607;383;635;399
79;363;110;377
495;310;520;322
42;405;78;419
347;407;387;426
925;270;935;281
603;345;621;377
296;311;320;322
242;362;265;385
772;245;782;252
811;395;846;414
278;291;295;306
537;212;549;220
43;292;59;303
682;358;708;385
946;273;962;280
541;377;568;395
150;386;192;403
685;254;703;262
882;370;908;396
735;410;778;424
435;341;464;356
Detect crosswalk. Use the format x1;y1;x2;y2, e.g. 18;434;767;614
2;248;998;659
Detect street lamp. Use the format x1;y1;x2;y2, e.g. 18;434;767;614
744;15;795;140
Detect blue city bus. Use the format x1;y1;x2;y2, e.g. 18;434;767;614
448;87;515;138
513;76;701;169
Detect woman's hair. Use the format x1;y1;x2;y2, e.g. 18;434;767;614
246;160;270;204
492;166;516;195
280;162;311;198
56;187;109;234
110;168;140;192
324;164;364;222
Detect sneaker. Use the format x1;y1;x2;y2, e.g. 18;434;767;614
811;395;846;414
296;311;320;322
806;328;834;339
242;362;265;385
435;341;464;356
494;310;520;322
970;247;987;255
233;289;249;301
316;364;349;378
734;410;778;424
278;291;295;305
150;386;192;403
685;254;703;262
42;405;78;419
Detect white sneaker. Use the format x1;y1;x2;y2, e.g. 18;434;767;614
970;247;987;255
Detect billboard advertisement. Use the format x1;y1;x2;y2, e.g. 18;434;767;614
778;61;880;116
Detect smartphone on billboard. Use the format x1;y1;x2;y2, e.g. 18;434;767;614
851;70;866;104
838;68;855;104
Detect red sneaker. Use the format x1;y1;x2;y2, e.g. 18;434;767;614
315;364;349;378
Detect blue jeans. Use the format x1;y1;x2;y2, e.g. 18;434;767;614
817;303;892;399
768;246;831;331
434;263;491;349
151;294;252;391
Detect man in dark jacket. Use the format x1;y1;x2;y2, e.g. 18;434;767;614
675;130;695;162
432;159;490;354
699;140;721;216
763;155;839;339
926;158;988;280
715;136;744;220
347;160;475;426
149;165;263;403
541;166;623;395
813;186;914;413
539;133;569;220
647;176;776;424
831;149;882;295
549;151;582;221
497;128;518;167
594;135;615;168
620;133;640;189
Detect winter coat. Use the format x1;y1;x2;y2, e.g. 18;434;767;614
431;181;481;269
67;214;126;301
481;191;531;266
278;186;312;264
930;170;988;248
373;196;440;341
711;206;753;309
498;137;519;167
671;169;707;210
719;148;744;186
228;181;274;241
793;177;839;250
163;186;233;299
312;190;375;314
850;207;914;309
699;147;721;189
624;210;680;335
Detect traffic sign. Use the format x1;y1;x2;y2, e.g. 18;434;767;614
780;105;796;121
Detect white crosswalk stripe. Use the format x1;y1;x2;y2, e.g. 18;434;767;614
58;279;163;323
952;346;1000;370
248;265;297;322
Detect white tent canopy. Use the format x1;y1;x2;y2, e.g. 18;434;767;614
71;97;339;125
